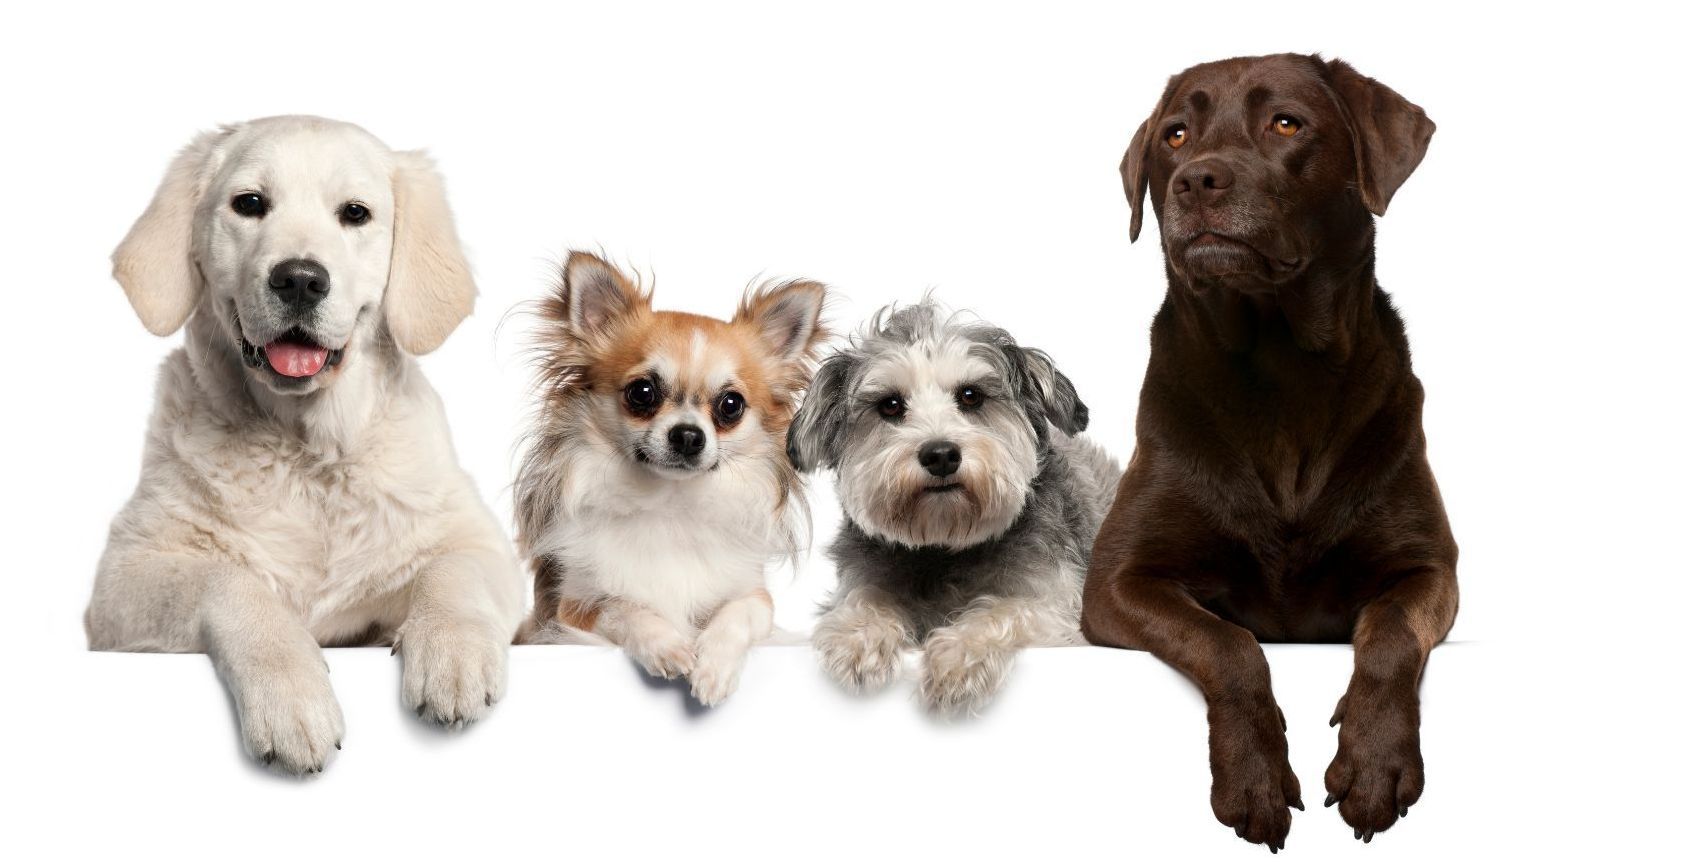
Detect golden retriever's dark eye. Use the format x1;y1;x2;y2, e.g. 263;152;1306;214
339;202;371;226
1165;124;1188;149
713;391;745;426
230;193;267;218
1272;115;1302;137
956;385;985;409
623;378;659;415
878;395;906;419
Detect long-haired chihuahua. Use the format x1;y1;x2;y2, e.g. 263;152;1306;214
514;251;827;705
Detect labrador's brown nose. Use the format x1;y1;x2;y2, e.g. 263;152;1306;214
1172;158;1235;206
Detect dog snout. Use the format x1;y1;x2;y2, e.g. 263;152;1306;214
268;259;331;311
668;424;706;458
918;440;962;477
1172;157;1235;207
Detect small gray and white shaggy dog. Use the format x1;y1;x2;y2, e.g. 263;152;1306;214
788;301;1120;715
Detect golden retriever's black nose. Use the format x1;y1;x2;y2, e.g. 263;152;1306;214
1173;158;1235;206
919;440;962;477
669;424;706;457
268;259;331;310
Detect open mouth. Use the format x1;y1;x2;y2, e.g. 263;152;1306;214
239;325;345;379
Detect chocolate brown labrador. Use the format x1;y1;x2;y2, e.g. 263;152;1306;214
1082;54;1458;851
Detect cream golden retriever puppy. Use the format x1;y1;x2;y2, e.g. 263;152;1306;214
85;116;523;775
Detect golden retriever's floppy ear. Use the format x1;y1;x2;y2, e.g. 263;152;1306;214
735;280;828;364
112;128;228;335
386;150;476;355
558;251;646;336
1120;80;1175;243
1322;57;1436;216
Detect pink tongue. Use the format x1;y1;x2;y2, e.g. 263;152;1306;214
264;340;329;378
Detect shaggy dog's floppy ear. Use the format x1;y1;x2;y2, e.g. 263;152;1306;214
787;353;853;472
386;150;476;355
112;128;229;335
735;280;828;364
1008;346;1088;437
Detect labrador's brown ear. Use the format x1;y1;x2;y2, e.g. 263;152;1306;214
112;127;231;335
1323;58;1436;216
1120;79;1177;243
386;150;476;355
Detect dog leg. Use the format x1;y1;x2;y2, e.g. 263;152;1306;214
88;554;345;775
920;596;1070;717
396;548;516;728
688;589;774;706
1325;567;1458;842
1083;577;1300;852
813;585;914;695
595;599;696;680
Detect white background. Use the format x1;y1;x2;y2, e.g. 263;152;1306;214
3;1;1687;864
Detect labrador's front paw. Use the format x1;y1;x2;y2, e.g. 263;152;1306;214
919;627;1014;717
397;618;508;728
232;657;345;775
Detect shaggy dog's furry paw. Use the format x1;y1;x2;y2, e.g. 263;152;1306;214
398;619;508;728
623;619;696;680
233;658;345;775
919;626;1014;716
813;610;909;694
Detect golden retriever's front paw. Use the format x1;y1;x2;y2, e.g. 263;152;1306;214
813;610;909;694
919;627;1014;717
398;619;508;728
233;658;345;775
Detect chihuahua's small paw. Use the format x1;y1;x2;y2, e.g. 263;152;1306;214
398;618;508;728
688;644;746;707
625;621;695;680
919;627;1013;717
814;612;908;694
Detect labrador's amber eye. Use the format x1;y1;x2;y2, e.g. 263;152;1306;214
1165;124;1188;149
1272;114;1302;137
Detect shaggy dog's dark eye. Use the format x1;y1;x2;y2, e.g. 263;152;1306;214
624;378;659;414
339;202;371;226
956;385;985;409
231;193;268;218
878;395;906;419
714;391;745;425
1271;114;1302;137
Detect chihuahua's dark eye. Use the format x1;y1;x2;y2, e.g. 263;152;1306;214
877;395;906;419
623;378;659;414
1271;114;1302;137
1165;123;1188;149
230;193;268;218
956;385;984;409
714;391;745;425
339;202;371;226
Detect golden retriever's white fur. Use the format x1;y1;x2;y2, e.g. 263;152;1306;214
85;116;522;775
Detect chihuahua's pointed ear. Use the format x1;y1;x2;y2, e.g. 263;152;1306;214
559;251;644;334
1322;57;1435;216
1010;346;1088;438
386;150;476;355
736;280;828;363
786;353;853;472
1121;80;1175;243
112;127;231;335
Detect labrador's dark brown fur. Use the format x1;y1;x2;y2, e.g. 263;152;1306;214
1082;54;1458;851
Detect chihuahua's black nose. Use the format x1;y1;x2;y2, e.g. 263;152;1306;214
918;440;962;477
669;424;706;457
268;258;330;310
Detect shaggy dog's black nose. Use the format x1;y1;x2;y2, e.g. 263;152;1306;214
669;424;706;457
268;259;331;310
918;440;962;477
